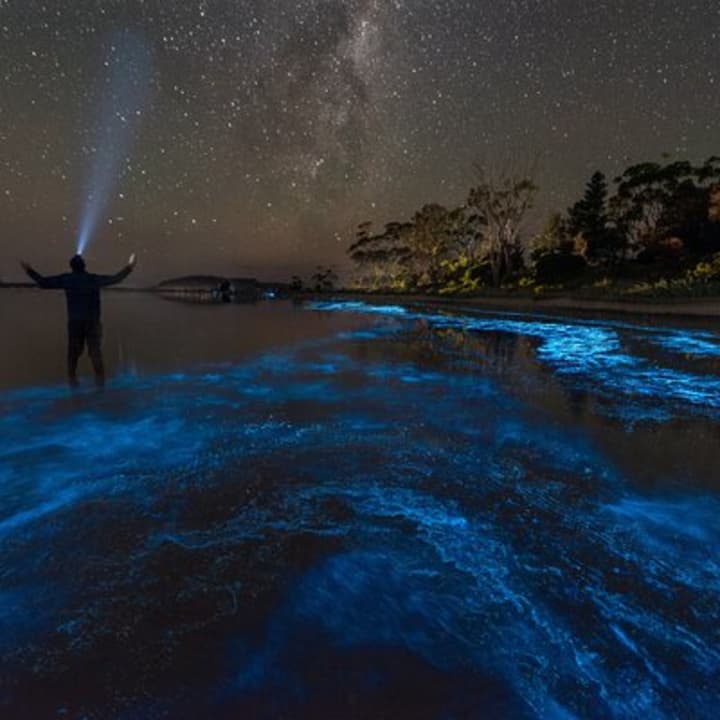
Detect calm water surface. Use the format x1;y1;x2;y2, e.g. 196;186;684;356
1;290;719;719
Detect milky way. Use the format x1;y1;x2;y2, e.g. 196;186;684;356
0;1;718;281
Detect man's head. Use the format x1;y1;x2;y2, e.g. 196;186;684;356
69;254;86;273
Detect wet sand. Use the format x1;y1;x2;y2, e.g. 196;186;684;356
319;291;720;319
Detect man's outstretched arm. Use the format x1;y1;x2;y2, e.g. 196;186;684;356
96;254;137;287
20;262;66;289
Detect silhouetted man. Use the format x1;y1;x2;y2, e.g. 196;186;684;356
21;253;137;388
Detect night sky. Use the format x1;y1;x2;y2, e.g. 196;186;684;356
1;1;718;283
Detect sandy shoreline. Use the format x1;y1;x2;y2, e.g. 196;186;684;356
317;291;720;319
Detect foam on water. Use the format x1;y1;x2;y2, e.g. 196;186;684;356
312;301;720;417
1;303;718;718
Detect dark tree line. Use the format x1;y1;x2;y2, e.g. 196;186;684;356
349;162;539;292
348;155;720;293
535;158;720;279
290;267;338;292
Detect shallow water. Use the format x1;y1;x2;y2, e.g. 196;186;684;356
0;291;719;719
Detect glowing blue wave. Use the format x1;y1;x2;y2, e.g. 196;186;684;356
1;307;719;717
310;301;720;419
649;331;720;357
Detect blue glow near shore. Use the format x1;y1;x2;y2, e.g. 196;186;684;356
310;301;720;418
1;306;719;717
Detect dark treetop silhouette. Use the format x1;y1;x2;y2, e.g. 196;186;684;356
21;253;136;388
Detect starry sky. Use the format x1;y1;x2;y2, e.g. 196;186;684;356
1;1;718;283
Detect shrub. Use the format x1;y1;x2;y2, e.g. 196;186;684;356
534;252;587;285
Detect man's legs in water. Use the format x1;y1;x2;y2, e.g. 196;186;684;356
87;321;105;388
67;322;85;388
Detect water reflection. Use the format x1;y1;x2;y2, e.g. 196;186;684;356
157;290;255;305
0;295;718;718
0;292;369;390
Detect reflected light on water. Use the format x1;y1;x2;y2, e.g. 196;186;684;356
0;297;718;718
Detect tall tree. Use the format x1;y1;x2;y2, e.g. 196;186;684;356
611;158;720;259
348;221;412;289
568;172;608;237
454;208;486;263
568;171;622;264
406;203;459;287
468;161;538;286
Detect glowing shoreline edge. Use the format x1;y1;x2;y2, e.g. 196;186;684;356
0;305;719;717
308;300;720;413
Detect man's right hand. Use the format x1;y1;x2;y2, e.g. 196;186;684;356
128;253;137;269
20;261;32;273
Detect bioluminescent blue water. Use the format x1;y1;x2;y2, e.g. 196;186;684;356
76;31;153;255
311;301;720;417
1;297;719;718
